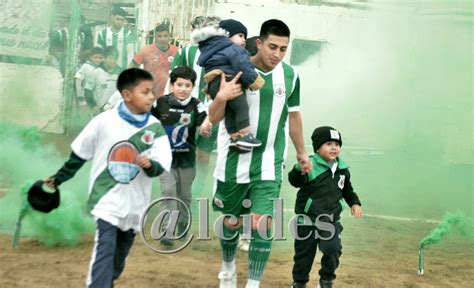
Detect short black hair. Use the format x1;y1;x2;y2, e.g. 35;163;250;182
117;68;153;92
259;19;290;41
155;23;170;34
103;46;119;59
112;7;127;17
89;47;103;56
170;66;197;86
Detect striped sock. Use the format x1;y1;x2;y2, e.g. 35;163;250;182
248;229;272;281
219;224;239;267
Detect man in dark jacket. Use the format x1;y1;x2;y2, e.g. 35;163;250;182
192;17;264;151
289;126;363;288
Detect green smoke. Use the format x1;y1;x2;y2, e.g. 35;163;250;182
419;211;474;248
296;2;473;219
0;123;94;246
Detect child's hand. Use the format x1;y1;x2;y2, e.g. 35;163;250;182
136;155;152;169
199;118;213;137
297;152;312;175
351;204;363;219
43;177;57;189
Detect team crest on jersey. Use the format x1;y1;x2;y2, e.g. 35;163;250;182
338;175;346;189
180;113;191;125
141;130;155;145
273;83;286;98
107;141;140;184
214;197;224;208
168;56;174;63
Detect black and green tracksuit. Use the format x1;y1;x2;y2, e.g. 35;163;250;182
289;154;361;284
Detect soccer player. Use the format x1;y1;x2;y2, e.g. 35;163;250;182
209;19;312;288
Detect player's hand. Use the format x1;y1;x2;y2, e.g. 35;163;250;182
217;71;243;101
351;204;363;219
296;152;312;175
136;155;152;169
43;177;57;189
199;118;213;137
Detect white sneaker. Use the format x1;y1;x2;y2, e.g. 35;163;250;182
238;237;250;252
218;270;237;288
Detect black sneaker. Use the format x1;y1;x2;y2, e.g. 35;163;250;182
235;133;261;148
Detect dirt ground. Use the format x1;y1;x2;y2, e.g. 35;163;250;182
1;215;472;288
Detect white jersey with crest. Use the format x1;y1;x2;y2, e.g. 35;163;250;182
71;105;172;231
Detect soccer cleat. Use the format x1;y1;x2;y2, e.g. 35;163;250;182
235;133;262;148
218;270;237;288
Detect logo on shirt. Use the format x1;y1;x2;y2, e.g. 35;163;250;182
273;83;286;98
107;141;140;184
338;175;345;190
179;113;191;125
141;130;155;145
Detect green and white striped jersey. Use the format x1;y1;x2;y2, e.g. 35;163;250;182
96;27;135;70
214;61;300;183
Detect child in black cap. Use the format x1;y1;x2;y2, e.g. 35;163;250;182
192;17;264;152
288;126;363;288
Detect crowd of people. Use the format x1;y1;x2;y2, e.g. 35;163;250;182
40;8;363;288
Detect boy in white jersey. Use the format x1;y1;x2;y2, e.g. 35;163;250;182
43;68;172;288
208;19;313;288
85;47;122;112
75;47;104;107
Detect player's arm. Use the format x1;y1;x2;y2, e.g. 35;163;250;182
129;47;144;68
288;76;312;174
208;72;243;124
45;152;87;187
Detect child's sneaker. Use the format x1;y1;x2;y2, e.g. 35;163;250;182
235;133;261;148
218;270;237;288
290;283;306;288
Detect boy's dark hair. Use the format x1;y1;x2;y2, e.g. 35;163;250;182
112;7;127;17
89;47;104;57
259;19;290;41
103;46;119;59
154;23;170;34
170;66;197;86
117;68;153;92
